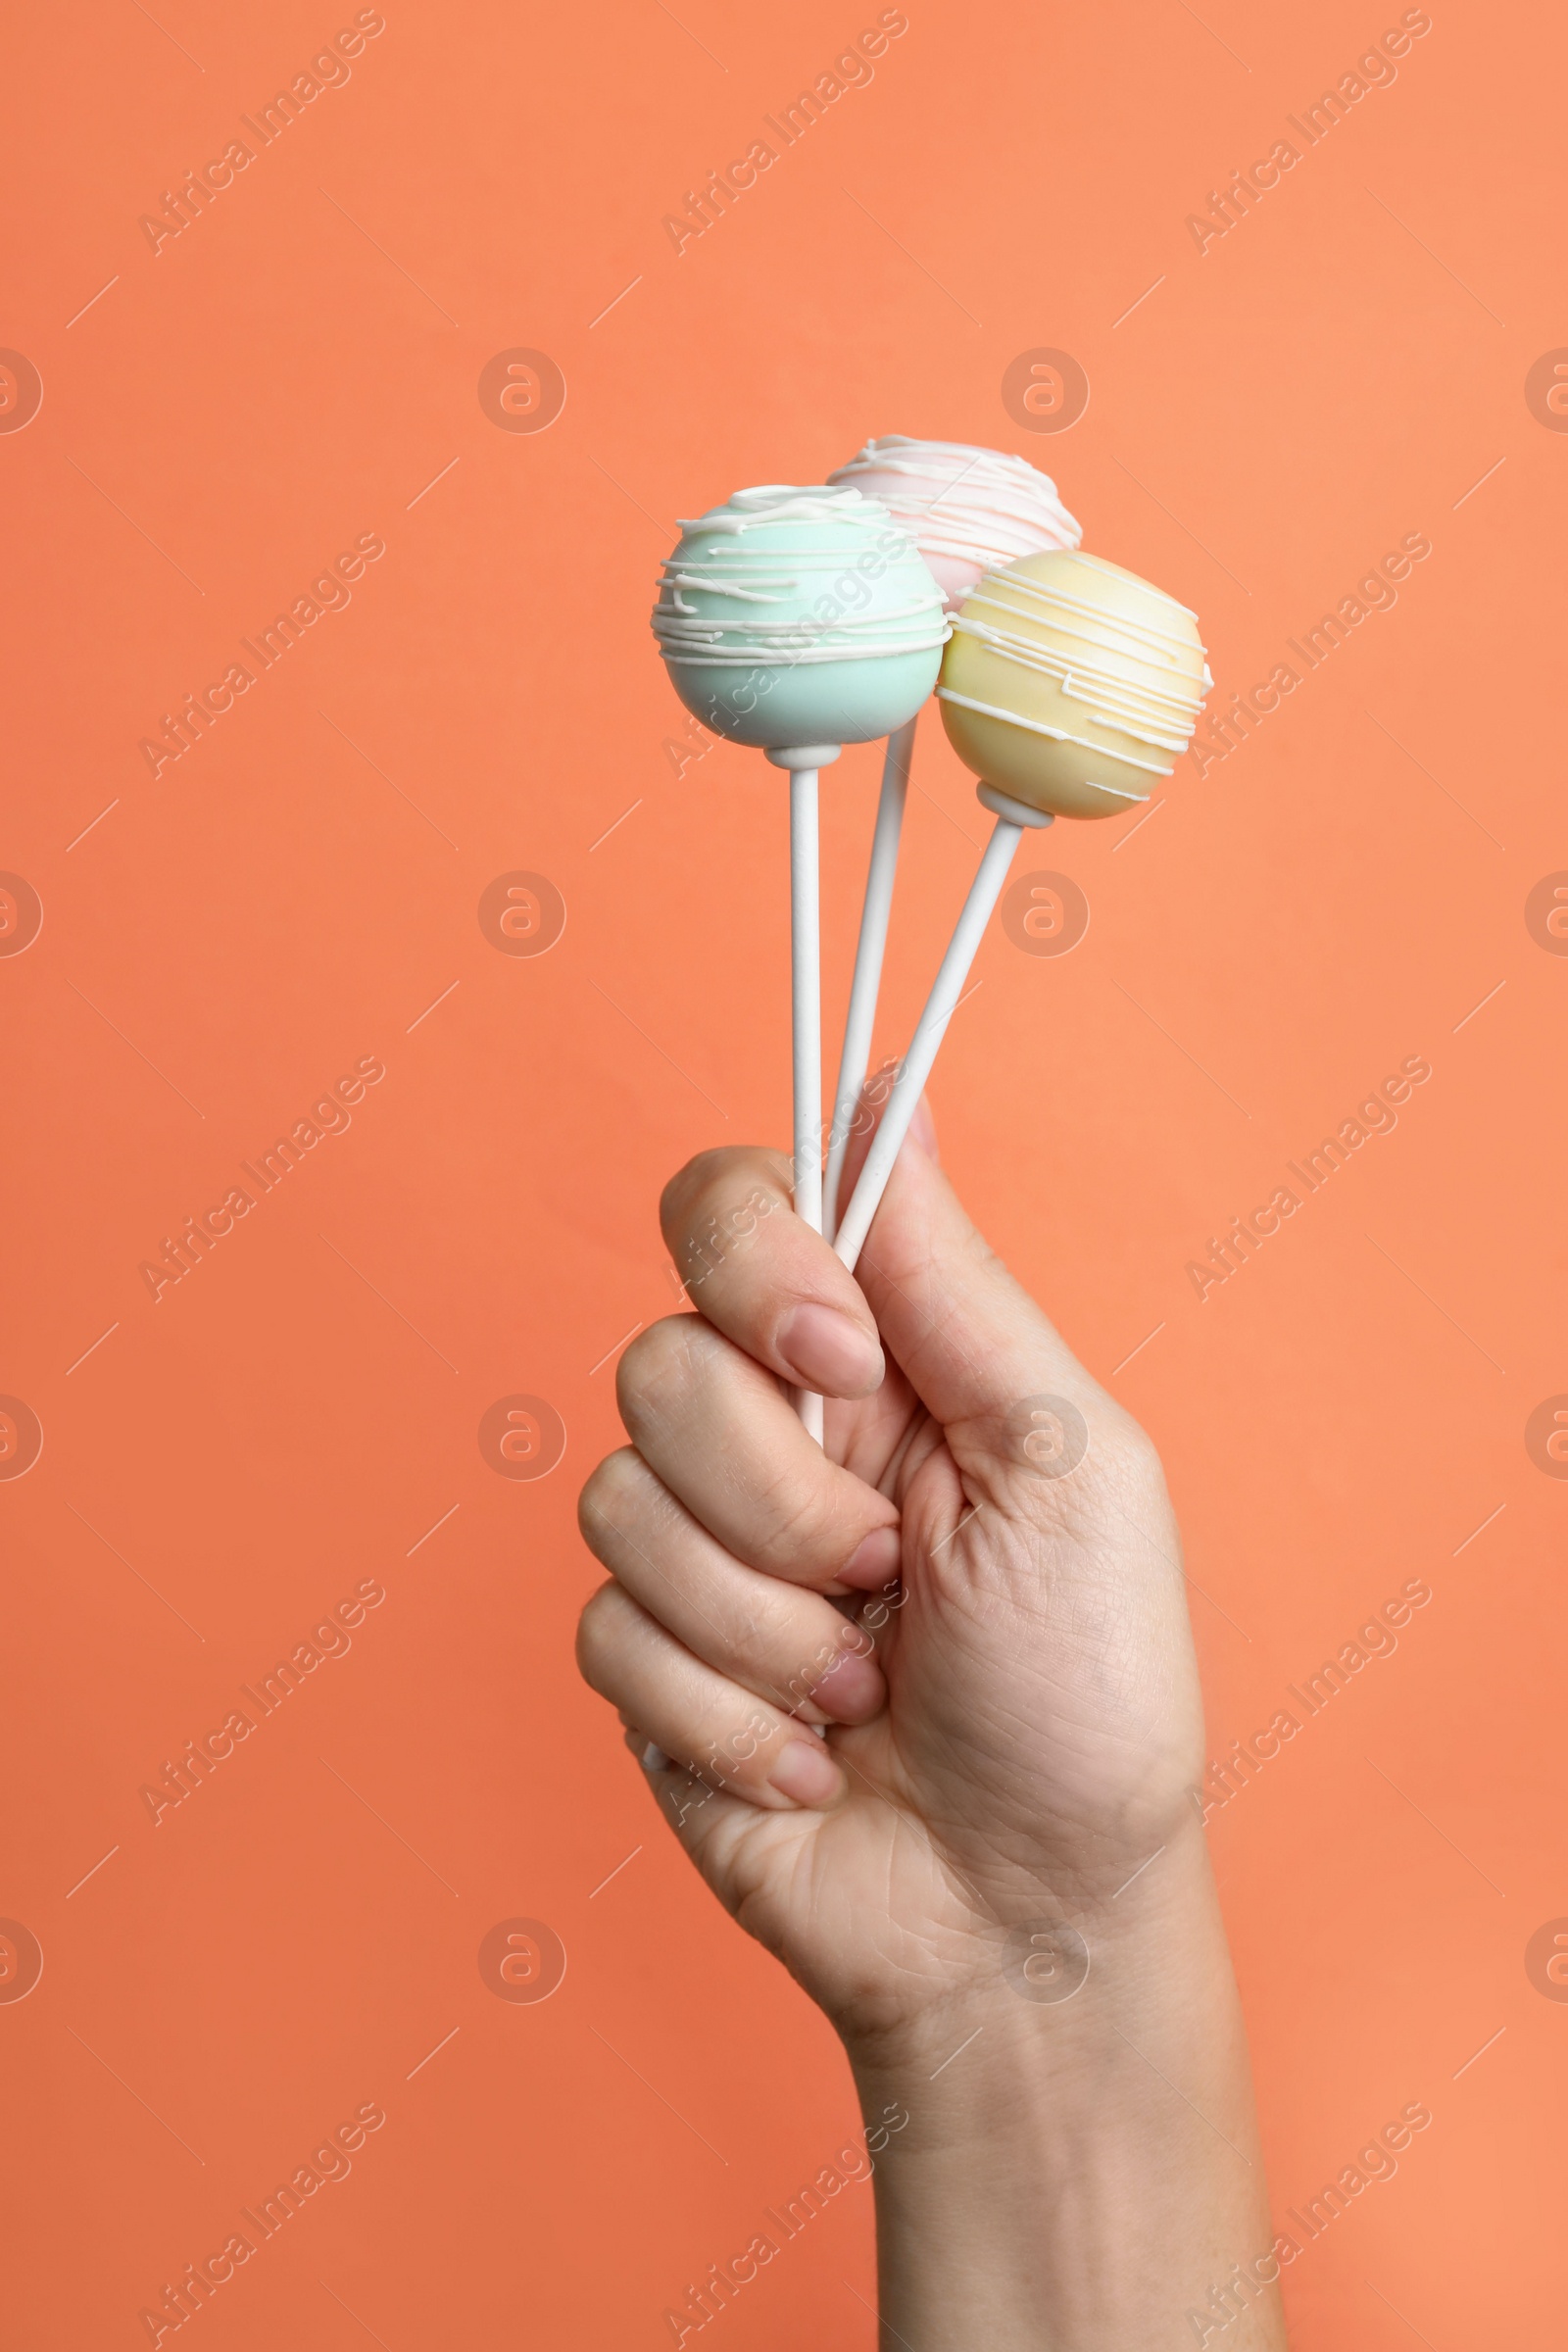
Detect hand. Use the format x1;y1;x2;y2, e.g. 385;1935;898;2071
575;1111;1203;2049
575;1114;1287;2348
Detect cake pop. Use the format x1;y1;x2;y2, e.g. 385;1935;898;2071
937;547;1209;818
652;481;946;748
652;483;945;1434
827;435;1081;605
818;440;1081;1237
832;548;1209;1274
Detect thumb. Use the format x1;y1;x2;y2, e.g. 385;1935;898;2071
851;1120;1114;1477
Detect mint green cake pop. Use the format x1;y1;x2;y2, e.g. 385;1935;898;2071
652;484;947;750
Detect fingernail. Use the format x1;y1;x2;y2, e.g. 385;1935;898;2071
777;1301;883;1395
641;1741;670;1772
769;1737;845;1808
809;1644;885;1723
908;1093;939;1161
841;1525;902;1589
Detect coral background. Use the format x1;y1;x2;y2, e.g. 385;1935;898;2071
2;0;1563;2342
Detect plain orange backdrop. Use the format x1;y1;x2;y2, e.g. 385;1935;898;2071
2;0;1565;2342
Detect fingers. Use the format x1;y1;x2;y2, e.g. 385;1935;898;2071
661;1147;885;1398
579;1447;886;1725
576;1581;849;1811
614;1313;902;1592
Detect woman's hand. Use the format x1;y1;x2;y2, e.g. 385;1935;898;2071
575;1115;1288;2348
576;1113;1201;2043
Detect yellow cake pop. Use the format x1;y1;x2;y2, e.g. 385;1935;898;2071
938;548;1210;818
832;550;1209;1274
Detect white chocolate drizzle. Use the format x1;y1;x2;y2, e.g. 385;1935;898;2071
827;436;1081;585
653;483;948;668
938;554;1209;771
933;692;1153;792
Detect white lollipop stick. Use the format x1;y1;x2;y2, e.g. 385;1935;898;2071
833;784;1054;1277
822;715;916;1242
768;745;840;1441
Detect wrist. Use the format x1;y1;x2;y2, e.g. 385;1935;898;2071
837;1815;1287;2351
838;1802;1219;2089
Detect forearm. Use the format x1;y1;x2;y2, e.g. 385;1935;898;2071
848;1816;1288;2350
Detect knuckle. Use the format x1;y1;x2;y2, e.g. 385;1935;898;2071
663;1148;793;1291
658;1156;712;1250
701;1702;781;1782
577;1446;646;1545
1086;1395;1166;1494
574;1580;633;1690
1118;1418;1164;1483
660;1146;743;1228
753;1580;808;1652
749;1465;840;1576
740;1580;812;1671
614;1313;712;1433
661;1147;775;1236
